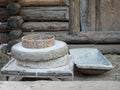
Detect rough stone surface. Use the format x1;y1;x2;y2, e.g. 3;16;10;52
0;81;119;90
16;54;68;69
12;40;68;61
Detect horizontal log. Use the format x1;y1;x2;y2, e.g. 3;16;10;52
0;0;68;6
0;33;10;44
68;44;120;54
23;31;120;44
0;8;9;19
55;31;120;44
0;7;69;21
21;22;69;31
0;22;9;33
0;22;69;32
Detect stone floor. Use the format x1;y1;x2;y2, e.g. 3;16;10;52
0;54;120;81
0;81;119;90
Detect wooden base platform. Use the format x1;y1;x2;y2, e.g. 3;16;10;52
1;56;74;81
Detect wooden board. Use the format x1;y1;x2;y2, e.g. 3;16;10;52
21;22;69;31
0;0;69;6
68;44;120;54
80;0;120;31
0;22;69;32
0;7;69;21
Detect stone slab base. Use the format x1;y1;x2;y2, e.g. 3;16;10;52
1;55;73;80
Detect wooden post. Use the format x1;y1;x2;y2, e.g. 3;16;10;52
69;0;80;35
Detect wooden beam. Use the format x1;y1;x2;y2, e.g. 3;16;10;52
0;0;68;6
68;44;120;54
56;31;120;44
0;7;69;21
69;0;80;34
21;22;69;32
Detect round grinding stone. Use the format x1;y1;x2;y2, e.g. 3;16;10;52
12;40;68;61
16;55;68;69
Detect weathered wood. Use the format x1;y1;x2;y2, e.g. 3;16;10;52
55;31;120;44
0;7;69;21
0;22;9;33
0;0;7;7
0;8;9;19
18;0;69;6
21;22;69;31
0;33;10;44
7;2;21;15
68;44;120;54
0;22;69;32
20;7;69;21
69;0;80;34
81;0;120;31
24;31;120;44
8;16;24;29
0;0;68;6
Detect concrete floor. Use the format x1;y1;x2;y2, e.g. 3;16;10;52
0;81;119;90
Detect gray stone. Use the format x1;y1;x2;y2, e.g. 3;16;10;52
16;54;68;69
12;40;68;61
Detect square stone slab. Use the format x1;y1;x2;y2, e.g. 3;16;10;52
1;55;74;80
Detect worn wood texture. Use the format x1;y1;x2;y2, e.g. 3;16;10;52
68;44;120;54
0;33;10;44
55;31;120;44
0;7;69;21
21;22;69;31
80;0;120;31
0;0;68;6
1;31;120;44
69;0;80;34
24;31;120;44
0;22;69;32
20;7;69;21
18;0;69;6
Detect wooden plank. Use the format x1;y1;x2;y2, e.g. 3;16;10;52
1;30;120;44
0;7;69;21
68;44;120;54
100;0;120;31
0;22;69;32
21;22;69;32
0;8;9;20
55;31;120;44
80;0;96;31
0;0;7;7
69;0;80;34
0;0;69;6
18;0;69;6
20;7;69;21
81;0;120;31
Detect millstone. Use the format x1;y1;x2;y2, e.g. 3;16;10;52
12;40;68;61
22;34;55;49
16;54;68;69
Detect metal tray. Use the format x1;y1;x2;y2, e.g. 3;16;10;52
70;48;113;74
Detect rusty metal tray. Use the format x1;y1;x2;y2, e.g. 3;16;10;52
70;48;113;74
